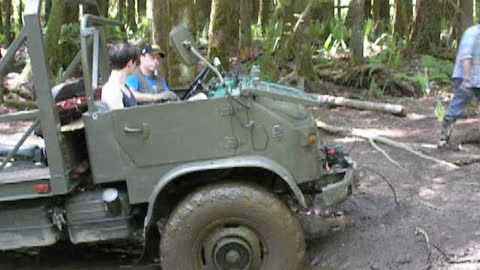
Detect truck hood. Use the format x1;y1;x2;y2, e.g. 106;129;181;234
242;81;319;107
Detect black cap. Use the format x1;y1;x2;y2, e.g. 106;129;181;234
141;44;165;58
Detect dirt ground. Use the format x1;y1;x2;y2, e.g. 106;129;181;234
1;97;480;270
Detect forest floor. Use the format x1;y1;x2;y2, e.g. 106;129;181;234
1;94;480;270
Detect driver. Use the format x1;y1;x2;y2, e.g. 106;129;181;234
125;44;179;103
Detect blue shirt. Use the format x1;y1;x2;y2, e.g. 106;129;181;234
452;24;480;87
125;74;170;93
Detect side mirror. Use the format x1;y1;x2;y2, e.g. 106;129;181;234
169;26;198;66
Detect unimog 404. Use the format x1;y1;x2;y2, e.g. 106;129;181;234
0;1;357;269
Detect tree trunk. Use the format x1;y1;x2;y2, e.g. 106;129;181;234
457;0;473;37
65;4;79;23
0;0;3;30
409;0;442;54
351;0;365;64
3;0;12;44
17;0;23;27
196;0;211;29
208;0;239;70
258;0;272;28
240;0;252;60
394;0;412;38
477;0;480;20
117;0;126;21
152;0;169;80
137;0;147;18
45;0;67;70
312;0;334;41
373;0;389;34
168;0;196;87
127;0;137;31
292;0;316;82
315;94;405;115
44;0;52;23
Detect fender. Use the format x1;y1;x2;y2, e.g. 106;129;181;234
145;155;307;226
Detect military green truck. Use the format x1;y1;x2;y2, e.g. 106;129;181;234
0;1;357;269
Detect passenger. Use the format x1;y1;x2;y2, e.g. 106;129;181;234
101;43;139;110
126;44;179;103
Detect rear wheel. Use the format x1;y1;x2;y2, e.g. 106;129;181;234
160;182;305;270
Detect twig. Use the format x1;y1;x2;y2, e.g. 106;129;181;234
362;166;399;205
292;2;312;34
415;227;432;270
368;138;406;171
278;68;298;84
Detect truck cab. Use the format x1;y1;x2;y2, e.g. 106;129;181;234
0;1;356;269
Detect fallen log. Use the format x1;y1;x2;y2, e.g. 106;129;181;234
316;119;458;169
314;94;406;116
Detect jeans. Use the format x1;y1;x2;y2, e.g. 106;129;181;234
444;78;480;121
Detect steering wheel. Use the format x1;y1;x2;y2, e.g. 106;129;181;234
182;67;210;100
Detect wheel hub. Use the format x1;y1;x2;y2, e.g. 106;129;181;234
202;226;263;270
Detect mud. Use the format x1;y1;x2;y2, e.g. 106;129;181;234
1;97;480;270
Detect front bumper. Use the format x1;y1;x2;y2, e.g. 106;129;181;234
316;167;356;207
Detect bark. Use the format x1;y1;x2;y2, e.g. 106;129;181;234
17;0;22;27
65;4;79;23
44;0;52;23
168;0;196;87
240;0;252;60
373;0;389;34
45;0;67;69
409;0;442;54
127;0;137;31
152;0;169;79
208;0;239;70
3;0;12;44
477;0;480;21
351;0;365;64
292;0;316;82
0;0;3;30
346;0;371;28
117;0;126;21
393;0;412;38
196;0;211;28
315;94;406;116
137;0;147;18
311;0;334;41
457;0;473;37
258;0;272;27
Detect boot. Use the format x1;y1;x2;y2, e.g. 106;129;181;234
437;119;460;151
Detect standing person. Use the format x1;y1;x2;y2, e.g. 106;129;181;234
101;43;139;110
438;22;480;151
125;44;179;103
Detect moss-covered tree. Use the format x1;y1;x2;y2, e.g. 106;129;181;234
409;0;442;54
373;0;389;34
3;0;12;43
208;0;239;69
45;0;67;70
137;0;146;18
196;0;211;29
152;0;169;80
312;0;334;41
168;0;196;87
352;0;365;63
393;0;412;38
258;0;272;28
127;0;137;31
240;0;252;60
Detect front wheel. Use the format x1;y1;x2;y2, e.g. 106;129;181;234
160;182;305;270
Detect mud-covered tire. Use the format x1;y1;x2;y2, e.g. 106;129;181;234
160;182;305;270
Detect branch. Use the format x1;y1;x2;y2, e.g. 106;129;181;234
368;138;406;171
293;2;312;34
315;94;406;116
316;120;459;169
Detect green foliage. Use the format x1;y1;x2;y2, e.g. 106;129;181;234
323;18;350;53
59;23;80;47
368;78;383;98
127;16;152;43
419;55;453;86
413;69;430;96
434;95;445;121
